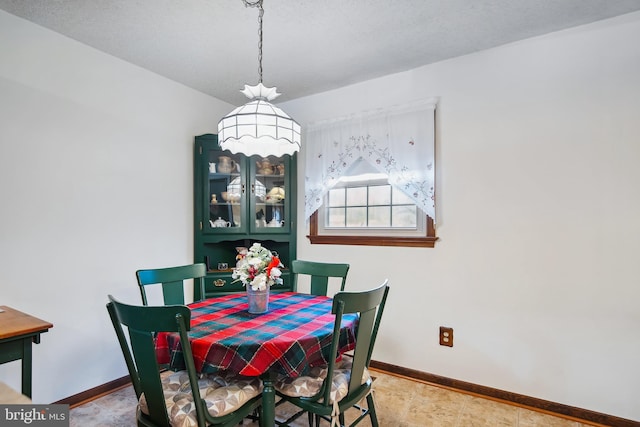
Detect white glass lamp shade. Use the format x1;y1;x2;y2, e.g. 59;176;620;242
218;100;301;157
218;84;301;157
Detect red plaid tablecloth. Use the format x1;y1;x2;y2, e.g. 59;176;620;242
155;292;358;377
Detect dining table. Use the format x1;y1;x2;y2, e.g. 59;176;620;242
0;306;53;399
155;291;359;427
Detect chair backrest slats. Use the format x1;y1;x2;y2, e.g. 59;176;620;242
136;263;206;305
129;328;169;426
106;302;142;399
331;281;390;398
291;260;350;296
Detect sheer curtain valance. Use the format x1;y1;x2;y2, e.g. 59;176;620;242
304;99;437;221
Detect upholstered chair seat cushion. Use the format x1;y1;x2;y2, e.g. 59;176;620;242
139;370;262;427
274;357;369;403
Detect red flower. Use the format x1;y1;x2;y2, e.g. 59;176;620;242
266;256;281;278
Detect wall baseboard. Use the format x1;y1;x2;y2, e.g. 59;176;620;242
370;360;639;427
54;376;131;408
57;363;639;427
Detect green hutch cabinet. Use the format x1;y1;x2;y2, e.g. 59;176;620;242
193;134;297;298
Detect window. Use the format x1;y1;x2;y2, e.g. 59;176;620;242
328;183;417;227
304;99;437;247
309;162;436;247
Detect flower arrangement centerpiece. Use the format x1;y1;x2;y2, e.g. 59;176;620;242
232;243;283;291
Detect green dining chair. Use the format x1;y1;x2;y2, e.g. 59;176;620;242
274;280;390;427
290;260;350;296
136;263;206;305
106;295;263;427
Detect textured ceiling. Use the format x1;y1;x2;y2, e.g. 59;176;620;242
2;0;640;106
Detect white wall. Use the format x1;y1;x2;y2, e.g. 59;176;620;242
0;10;231;402
281;12;640;421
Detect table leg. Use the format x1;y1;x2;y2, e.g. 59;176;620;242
21;338;32;398
261;375;276;427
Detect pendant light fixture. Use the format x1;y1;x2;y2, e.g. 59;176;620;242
218;0;301;157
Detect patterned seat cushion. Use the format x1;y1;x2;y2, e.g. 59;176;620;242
139;370;262;427
274;357;370;404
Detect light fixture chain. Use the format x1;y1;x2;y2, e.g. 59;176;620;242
243;0;264;84
257;3;263;83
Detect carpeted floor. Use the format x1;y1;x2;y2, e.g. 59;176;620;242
69;370;596;426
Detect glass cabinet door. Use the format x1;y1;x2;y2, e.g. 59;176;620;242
205;151;244;232
251;155;290;233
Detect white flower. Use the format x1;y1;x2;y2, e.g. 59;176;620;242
248;257;263;267
250;273;268;291
232;243;284;288
270;267;282;279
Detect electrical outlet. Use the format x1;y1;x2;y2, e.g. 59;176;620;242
439;326;453;347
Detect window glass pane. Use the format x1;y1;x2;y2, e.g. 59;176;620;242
369;206;391;227
393;189;414;204
328;188;345;207
369;185;391;206
346;187;367;206
327;207;345;227
392;205;418;227
346;207;367;227
322;170;422;231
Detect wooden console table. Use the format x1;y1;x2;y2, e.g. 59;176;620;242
0;306;53;398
